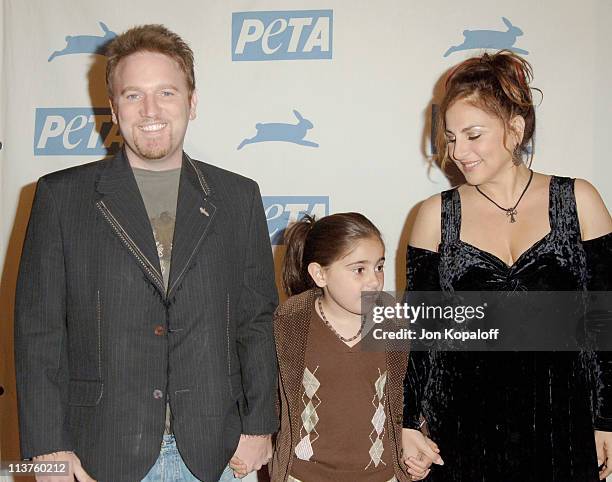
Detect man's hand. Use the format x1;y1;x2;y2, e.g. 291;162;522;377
402;428;443;480
595;430;612;480
33;451;96;482
231;434;272;475
229;455;248;478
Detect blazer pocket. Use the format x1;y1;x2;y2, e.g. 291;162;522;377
68;380;104;407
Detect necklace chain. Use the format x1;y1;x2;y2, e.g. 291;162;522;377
317;296;364;343
475;169;534;223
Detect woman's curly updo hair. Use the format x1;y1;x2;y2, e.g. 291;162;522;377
435;50;541;169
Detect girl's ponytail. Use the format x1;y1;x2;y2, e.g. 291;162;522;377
281;214;316;297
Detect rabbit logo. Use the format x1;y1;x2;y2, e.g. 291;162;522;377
237;110;319;150
444;17;528;57
48;22;117;62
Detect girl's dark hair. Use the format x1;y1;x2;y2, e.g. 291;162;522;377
281;212;383;297
435;50;540;169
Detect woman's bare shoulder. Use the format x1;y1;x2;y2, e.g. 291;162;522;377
409;193;442;251
574;178;612;240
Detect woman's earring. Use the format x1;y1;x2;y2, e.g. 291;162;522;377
512;145;523;165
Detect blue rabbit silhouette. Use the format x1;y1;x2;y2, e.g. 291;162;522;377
237;110;319;150
444;17;529;57
48;22;117;62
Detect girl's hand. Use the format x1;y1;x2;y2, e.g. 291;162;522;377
402;428;444;480
595;430;612;480
229;455;248;478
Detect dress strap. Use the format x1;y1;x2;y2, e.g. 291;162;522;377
440;188;461;245
548;176;581;240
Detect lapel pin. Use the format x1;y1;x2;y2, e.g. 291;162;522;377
199;206;210;217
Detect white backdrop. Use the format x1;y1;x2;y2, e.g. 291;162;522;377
1;1;611;479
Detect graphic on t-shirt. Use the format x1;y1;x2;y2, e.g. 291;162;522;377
150;211;175;284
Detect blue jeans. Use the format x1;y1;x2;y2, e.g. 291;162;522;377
142;434;240;482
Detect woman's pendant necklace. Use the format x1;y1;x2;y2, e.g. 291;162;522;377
506;208;518;223
475;169;534;223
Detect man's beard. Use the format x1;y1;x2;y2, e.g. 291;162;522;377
133;131;173;160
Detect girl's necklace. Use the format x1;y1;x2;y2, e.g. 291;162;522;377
317;296;364;343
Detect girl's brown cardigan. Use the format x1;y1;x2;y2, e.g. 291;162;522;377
269;289;411;482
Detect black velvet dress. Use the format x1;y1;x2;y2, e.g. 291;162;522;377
403;176;612;481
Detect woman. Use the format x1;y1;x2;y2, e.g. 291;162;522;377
402;51;612;481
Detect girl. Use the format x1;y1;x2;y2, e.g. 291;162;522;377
402;51;612;481
267;212;440;482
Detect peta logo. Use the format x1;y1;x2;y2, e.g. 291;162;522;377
232;10;333;61
263;196;329;244
34;108;121;156
48;21;116;62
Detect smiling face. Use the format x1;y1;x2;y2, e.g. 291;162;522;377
444;98;523;185
309;236;385;317
110;51;197;170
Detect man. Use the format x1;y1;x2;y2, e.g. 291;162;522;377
15;24;278;482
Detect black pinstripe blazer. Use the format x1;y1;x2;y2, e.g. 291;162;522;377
14;150;279;482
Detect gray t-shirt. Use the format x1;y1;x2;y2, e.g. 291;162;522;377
133;167;181;434
133;167;181;290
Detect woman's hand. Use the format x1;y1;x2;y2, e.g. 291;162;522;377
402;428;444;480
595;430;612;480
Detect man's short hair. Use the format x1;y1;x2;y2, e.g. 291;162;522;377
105;24;195;99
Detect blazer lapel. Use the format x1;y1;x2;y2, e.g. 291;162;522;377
95;150;165;296
166;155;217;298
